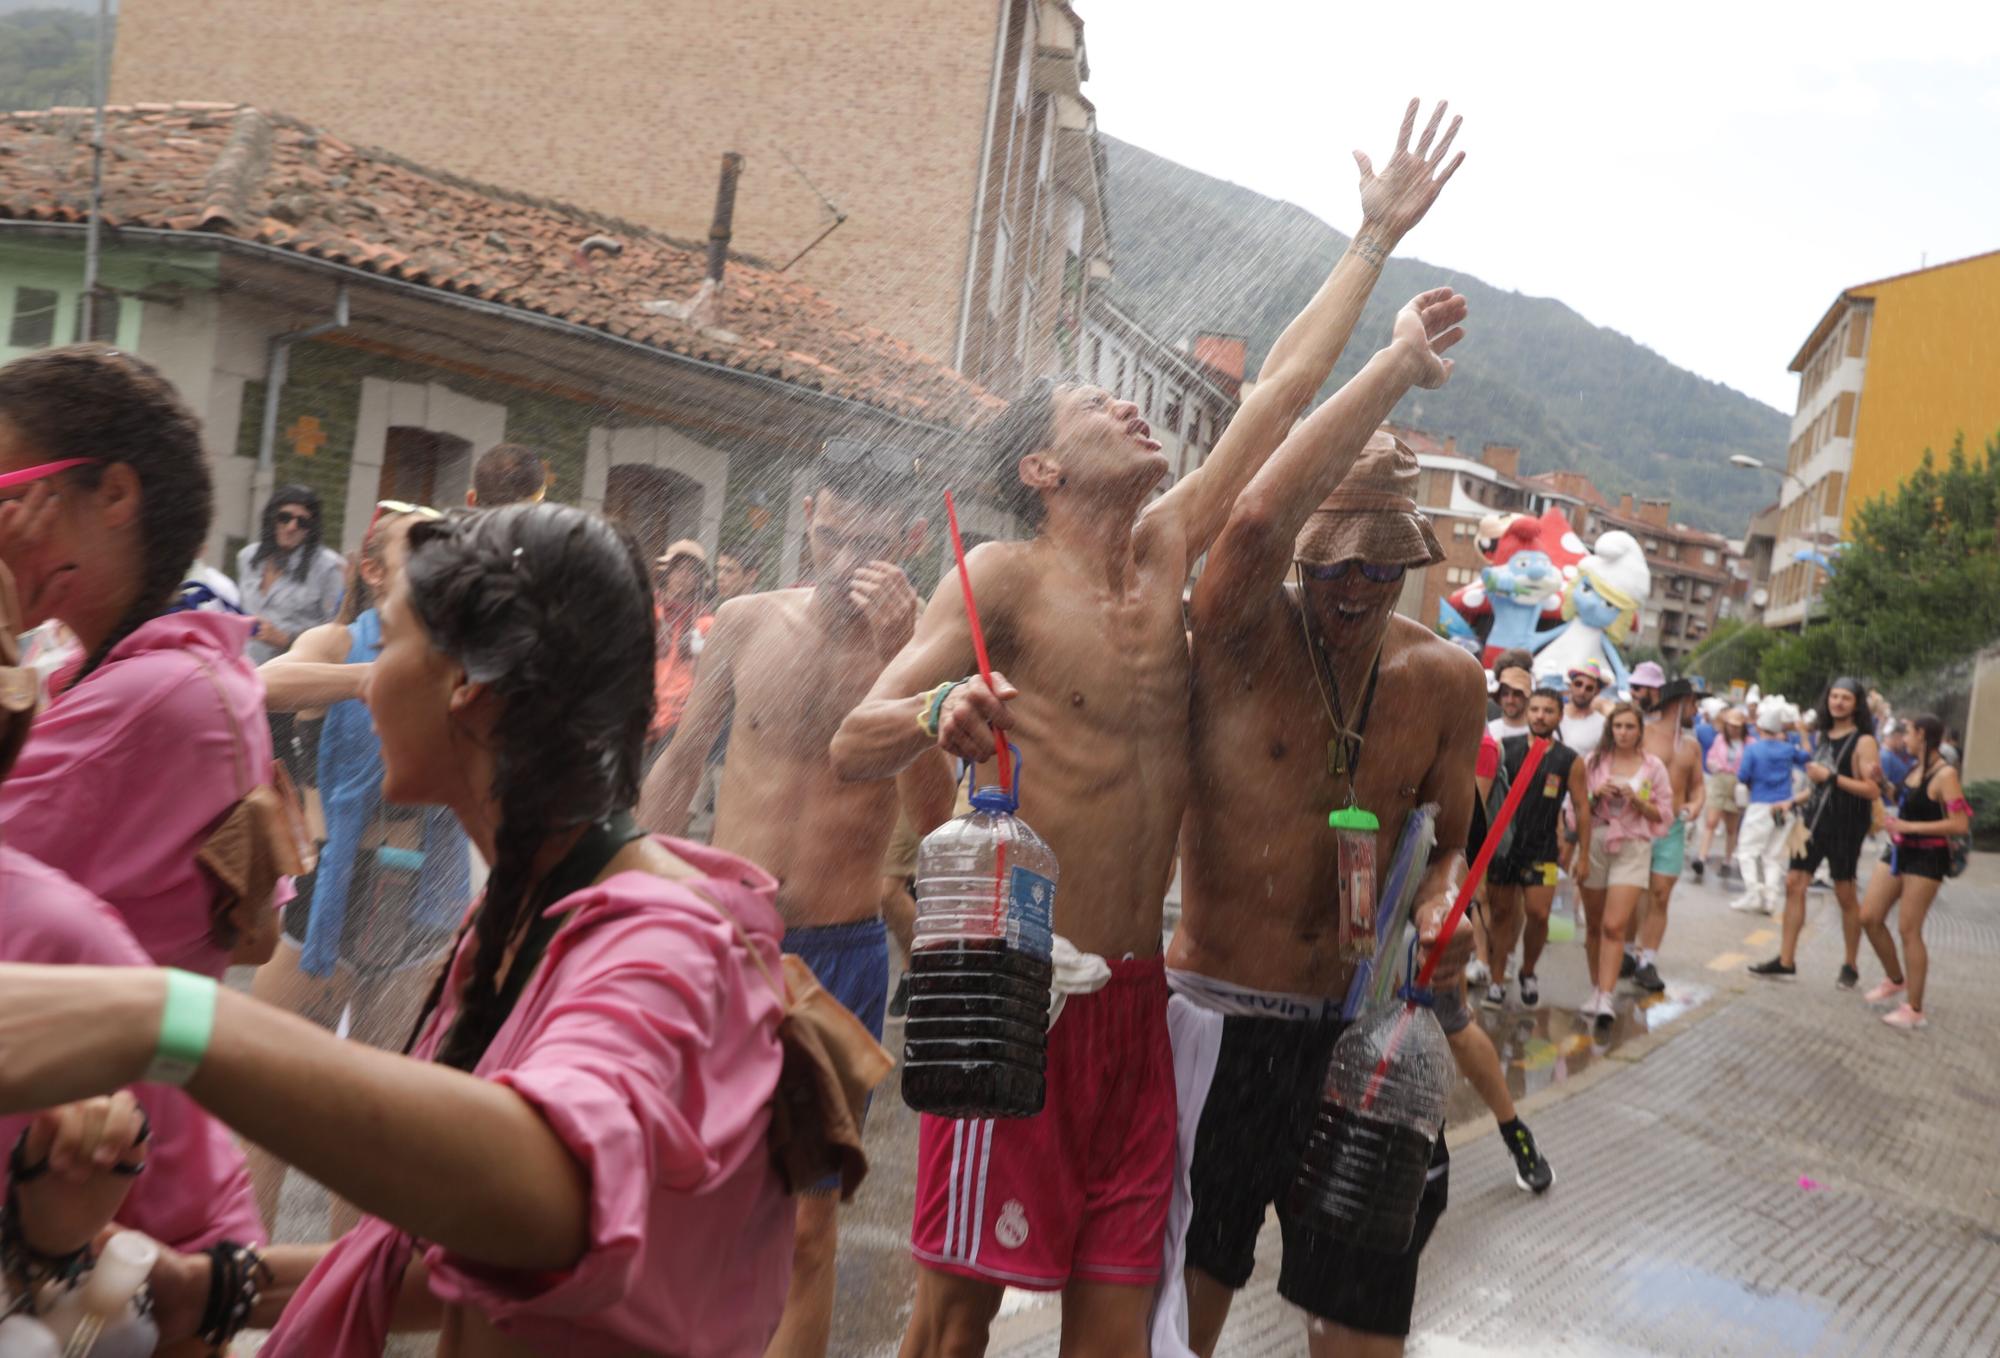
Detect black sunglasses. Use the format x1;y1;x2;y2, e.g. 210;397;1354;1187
275;510;314;527
824;437;920;477
1298;559;1406;584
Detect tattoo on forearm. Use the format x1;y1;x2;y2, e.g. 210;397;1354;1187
1354;232;1389;270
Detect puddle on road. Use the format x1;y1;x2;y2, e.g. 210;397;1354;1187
1445;981;1715;1130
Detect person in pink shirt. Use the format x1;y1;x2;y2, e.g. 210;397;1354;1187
0;559;263;1286
0;503;794;1357
1578;701;1671;1032
0;345;278;976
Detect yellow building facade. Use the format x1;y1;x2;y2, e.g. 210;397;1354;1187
1769;248;2000;627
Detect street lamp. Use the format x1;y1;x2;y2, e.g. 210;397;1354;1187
1731;455;1817;622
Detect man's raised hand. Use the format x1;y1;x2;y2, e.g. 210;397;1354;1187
850;561;920;658
1390;287;1469;390
1354;98;1465;244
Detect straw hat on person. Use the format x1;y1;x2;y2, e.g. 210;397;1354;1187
1293;431;1445;569
654;539;708;571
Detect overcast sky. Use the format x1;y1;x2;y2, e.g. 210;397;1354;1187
1084;0;2000;413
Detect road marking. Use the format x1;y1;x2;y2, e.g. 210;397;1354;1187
1744;929;1776;946
1707;952;1748;972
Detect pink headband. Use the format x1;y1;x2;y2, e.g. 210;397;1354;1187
0;457;99;491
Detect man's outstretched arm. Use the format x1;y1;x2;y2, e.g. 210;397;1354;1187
1149;97;1465;561
1192;288;1466;635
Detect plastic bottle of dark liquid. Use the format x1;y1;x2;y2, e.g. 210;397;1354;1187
1289;993;1452;1252
901;778;1057;1119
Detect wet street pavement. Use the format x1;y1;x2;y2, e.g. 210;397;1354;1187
836;850;2000;1357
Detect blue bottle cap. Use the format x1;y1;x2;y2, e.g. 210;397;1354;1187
970;785;1020;815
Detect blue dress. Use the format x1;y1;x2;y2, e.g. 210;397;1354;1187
303;609;471;979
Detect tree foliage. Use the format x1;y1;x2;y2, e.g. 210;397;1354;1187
1757;432;2000;693
0;8;109;112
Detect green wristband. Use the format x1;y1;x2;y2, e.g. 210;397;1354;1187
143;968;219;1087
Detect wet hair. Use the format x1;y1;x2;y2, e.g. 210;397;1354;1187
337;510;419;626
1592;701;1644;768
814;454;922;524
982;375;1082;533
1907;713;1945;766
1814;677;1875;738
1530;686;1566;708
401;503;657;1072
250;483;326;585
0;345;211;683
1490;647;1535;678
472;443;549;507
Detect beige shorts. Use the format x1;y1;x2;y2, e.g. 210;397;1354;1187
1704;770;1739;813
1586;834;1653;890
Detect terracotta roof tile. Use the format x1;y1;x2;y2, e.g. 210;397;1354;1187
0;103;995;426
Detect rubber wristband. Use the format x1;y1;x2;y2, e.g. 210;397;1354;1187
144;969;219;1086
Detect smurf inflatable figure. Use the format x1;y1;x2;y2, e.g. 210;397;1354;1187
1439;507;1586;665
1532;529;1650;694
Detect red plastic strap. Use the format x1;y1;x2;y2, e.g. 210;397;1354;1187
1362;737;1550;1112
942;489;1011;795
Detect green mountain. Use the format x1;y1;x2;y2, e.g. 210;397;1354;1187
0;6;111;111
1100;136;1787;535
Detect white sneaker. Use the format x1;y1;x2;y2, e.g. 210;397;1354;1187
1729;895;1763;913
1467;957;1491;987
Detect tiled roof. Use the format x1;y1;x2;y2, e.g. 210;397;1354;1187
0;103;997;426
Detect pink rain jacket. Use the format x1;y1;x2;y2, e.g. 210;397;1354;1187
0;846;265;1249
264;839;794;1358
0;611;275;977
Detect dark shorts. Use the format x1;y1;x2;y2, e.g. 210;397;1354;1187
1186;1012;1447;1338
1489;855;1559;889
1791;830;1865;883
1886;843;1951;882
783;916;890;1193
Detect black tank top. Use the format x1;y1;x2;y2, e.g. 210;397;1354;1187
1807;727;1871;843
1502;734;1578;860
1899;759;1949;832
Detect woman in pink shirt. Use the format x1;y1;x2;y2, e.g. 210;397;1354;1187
1578;702;1671;1030
0;345;277;976
0;562;262;1287
0;504;794;1356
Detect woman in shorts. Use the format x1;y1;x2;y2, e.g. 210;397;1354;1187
1698;705;1748;881
1856;714;1971;1030
1579;702;1670;1031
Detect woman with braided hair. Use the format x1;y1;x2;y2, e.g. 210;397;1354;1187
0;343;281;977
0;502;794;1356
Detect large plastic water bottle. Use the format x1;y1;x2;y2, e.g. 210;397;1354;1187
1289;993;1452;1251
901;769;1057;1119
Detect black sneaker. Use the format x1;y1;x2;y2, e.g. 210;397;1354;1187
1634;961;1666;993
1505;1121;1555;1194
1519;974;1541;1008
1620;951;1638;980
887;973;911;1019
1483;982;1506;1009
1836;964;1860;990
1747;957;1796;980
1690;859;1705;883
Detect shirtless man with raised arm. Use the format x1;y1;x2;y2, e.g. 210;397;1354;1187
1164;300;1484;1356
832;99;1464;1358
636;446;954;1358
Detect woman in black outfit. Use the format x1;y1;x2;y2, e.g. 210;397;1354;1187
1857;714;1971;1030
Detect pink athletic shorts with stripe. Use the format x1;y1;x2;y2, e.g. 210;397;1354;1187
911;955;1175;1290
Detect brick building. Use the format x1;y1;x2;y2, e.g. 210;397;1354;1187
110;0;1114;398
1391;425;1536;629
0;104;995;578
